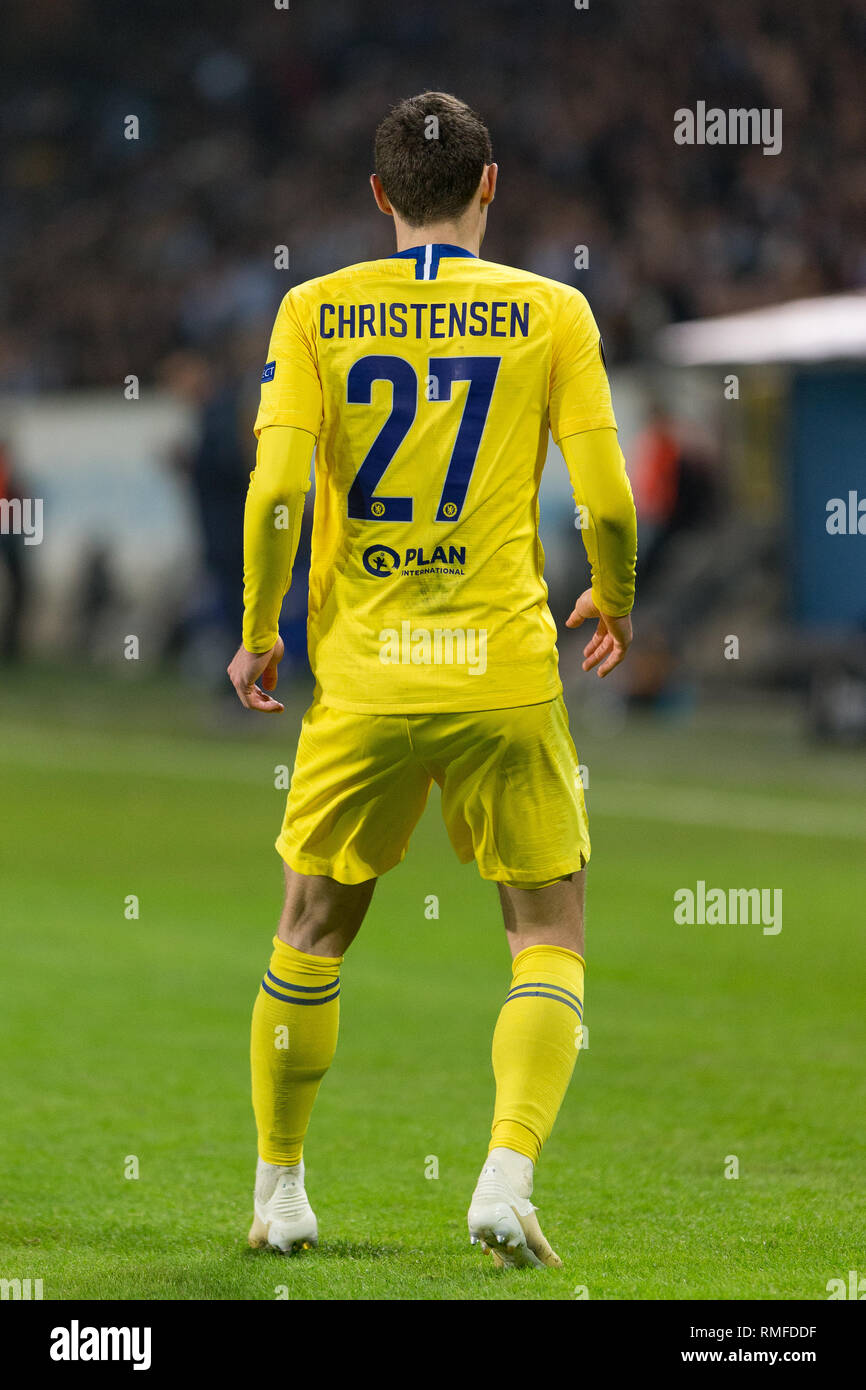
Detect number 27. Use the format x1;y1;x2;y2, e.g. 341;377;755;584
346;355;500;522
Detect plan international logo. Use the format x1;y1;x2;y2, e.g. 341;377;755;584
362;543;466;578
674;103;782;156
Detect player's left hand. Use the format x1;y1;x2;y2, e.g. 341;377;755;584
565;589;633;678
227;636;285;712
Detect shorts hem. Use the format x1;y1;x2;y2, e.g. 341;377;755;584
275;834;404;885
475;852;589;885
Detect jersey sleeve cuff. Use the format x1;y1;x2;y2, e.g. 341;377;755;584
552;412;617;445
253;410;321;439
241;626;280;654
591;584;633;618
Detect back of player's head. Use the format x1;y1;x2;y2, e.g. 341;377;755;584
374;92;493;227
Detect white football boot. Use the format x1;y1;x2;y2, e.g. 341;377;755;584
248;1157;318;1254
467;1147;562;1269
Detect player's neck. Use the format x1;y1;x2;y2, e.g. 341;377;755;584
393;221;480;257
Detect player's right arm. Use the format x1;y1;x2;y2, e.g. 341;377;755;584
228;288;323;712
227;424;314;712
241;424;314;657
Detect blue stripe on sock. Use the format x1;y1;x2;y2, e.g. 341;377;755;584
504;987;582;1018
266;969;338;993
509;980;583;1007
261;979;341;1006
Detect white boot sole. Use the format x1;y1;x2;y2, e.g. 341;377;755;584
248;1208;318;1254
468;1199;546;1268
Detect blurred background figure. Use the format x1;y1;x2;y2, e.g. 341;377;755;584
160;346;252;682
632;402;719;597
625;403;723;708
160;338;312;687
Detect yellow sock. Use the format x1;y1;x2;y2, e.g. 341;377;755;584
489;944;585;1163
251;936;342;1165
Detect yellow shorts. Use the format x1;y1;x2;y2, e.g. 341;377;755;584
276;695;590;885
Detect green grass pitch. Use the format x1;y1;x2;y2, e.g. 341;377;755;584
1;673;864;1301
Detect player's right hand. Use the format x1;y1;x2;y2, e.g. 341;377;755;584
565;589;633;678
227;636;285;712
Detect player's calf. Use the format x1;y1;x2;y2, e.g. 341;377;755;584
470;915;586;1270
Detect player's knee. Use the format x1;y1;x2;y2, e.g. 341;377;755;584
277;898;343;953
497;872;586;953
278;865;375;954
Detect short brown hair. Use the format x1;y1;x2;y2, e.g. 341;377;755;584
374;92;493;227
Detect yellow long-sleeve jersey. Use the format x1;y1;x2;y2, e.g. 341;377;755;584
244;244;636;713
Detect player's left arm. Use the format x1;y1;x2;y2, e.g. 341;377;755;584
548;289;637;677
227;424;314;712
561;426;637;677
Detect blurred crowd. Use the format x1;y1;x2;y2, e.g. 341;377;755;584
1;0;865;391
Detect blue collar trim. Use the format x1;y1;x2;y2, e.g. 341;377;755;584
389;243;477;281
